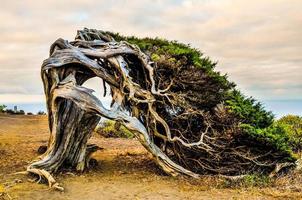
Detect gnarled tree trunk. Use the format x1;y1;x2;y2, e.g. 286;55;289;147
28;29;200;190
27;29;293;190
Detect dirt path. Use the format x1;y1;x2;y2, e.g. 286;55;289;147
0;114;301;200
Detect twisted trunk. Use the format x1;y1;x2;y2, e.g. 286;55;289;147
27;29;293;190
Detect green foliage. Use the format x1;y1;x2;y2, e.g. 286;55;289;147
226;90;274;129
106;32;217;71
241;123;294;157
106;31;296;161
0;104;6;112
276;115;302;152
278;115;302;130
108;32;273;129
240;115;302;157
151;53;160;61
223;174;272;188
96;120;134;139
107;31;236;100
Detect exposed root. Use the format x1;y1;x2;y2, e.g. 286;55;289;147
0;193;12;200
269;162;295;178
27;167;64;191
12;171;29;175
218;175;248;181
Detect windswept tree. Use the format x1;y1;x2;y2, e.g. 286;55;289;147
27;29;297;190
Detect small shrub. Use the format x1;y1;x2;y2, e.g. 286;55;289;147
5;109;15;114
16;110;25;115
241;123;294;157
95;120;134;139
0;104;6;113
5;109;25;115
231;115;302;159
223;174;272;188
277;115;302;152
37;111;46;115
151;53;160;61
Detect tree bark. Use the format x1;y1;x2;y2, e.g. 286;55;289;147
27;28;293;190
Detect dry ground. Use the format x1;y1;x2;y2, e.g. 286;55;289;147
0;114;302;200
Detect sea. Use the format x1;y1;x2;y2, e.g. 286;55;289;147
4;100;302;119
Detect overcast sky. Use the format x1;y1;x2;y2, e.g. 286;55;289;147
0;0;301;115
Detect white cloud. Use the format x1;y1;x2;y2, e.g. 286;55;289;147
0;0;301;104
0;94;45;103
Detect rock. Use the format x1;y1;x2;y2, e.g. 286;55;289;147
89;158;98;168
37;145;47;154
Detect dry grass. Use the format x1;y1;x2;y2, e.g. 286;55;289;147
1;114;302;199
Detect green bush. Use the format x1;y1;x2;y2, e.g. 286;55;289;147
37;111;46;115
240;114;302;155
241;123;293;157
223;174;272;188
95;120;134;139
277;115;302;152
107;33;211;69
0;104;6;113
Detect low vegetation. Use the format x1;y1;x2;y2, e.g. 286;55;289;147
222;174;273;188
277;115;302;152
0;105;47;115
5;109;25;115
37;111;46;115
0;104;6;112
95;120;134;139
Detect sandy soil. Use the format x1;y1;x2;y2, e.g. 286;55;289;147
0;114;302;200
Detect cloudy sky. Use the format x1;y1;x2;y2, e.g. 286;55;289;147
0;0;301;116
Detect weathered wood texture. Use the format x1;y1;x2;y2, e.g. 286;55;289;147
27;29;294;189
27;29;201;189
